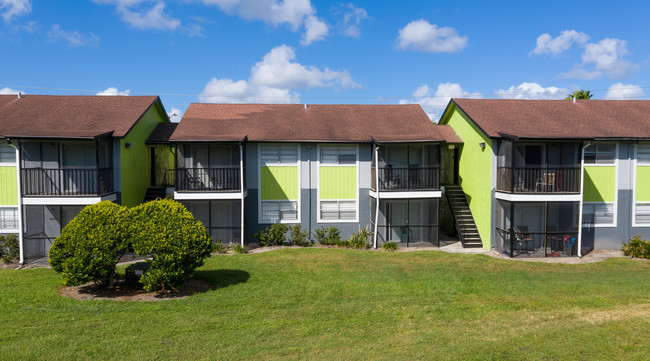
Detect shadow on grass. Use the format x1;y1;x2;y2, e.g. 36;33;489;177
194;269;250;290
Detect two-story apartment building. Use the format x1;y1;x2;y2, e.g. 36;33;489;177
0;94;170;263
164;103;460;247
440;98;650;257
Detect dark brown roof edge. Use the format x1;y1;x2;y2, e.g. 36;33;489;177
119;97;169;139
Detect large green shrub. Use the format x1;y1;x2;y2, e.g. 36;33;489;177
290;225;312;247
49;201;128;287
255;223;290;246
0;234;20;263
129;199;212;291
346;227;371;249
313;226;341;245
622;234;650;259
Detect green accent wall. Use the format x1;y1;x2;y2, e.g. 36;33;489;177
583;166;616;202
441;106;492;249
320;166;356;200
120;102;168;207
260;166;298;200
0;166;18;205
636;166;650;202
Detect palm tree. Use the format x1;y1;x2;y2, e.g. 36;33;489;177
566;90;593;100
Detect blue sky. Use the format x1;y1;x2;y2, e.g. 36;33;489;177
1;0;649;121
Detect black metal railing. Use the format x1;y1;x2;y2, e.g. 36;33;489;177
377;166;439;191
176;167;241;192
22;168;113;196
496;227;578;258
496;167;580;194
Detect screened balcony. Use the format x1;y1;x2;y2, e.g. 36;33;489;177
496;141;580;194
371;198;439;247
21;140;114;196
371;144;440;191
496;201;579;258
176;143;242;192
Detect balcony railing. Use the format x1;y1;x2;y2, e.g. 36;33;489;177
176;167;241;192
496;167;580;194
22;168;114;196
376;166;439;191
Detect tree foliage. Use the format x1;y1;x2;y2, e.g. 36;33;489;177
565;90;593;100
49;201;128;287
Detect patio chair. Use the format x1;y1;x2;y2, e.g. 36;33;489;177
515;225;533;254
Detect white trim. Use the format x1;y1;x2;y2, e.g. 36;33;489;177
0;206;20;234
239;144;245;247
379;191;442;199
316;144;359;223
495;192;581;202
577;141;588;257
373;145;380;249
174;191;245;200
632;143;650;227
21;194;116;205
582;201;616;228
257;143;301;224
582;143;618;228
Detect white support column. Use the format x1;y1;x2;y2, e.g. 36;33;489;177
577;141;591;258
373;145;380;249
10;142;25;265
239;144;245;247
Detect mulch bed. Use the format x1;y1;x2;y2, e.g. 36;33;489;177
58;277;214;301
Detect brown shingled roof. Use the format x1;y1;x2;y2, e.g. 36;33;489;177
0;94;162;139
171;103;460;143
447;98;650;139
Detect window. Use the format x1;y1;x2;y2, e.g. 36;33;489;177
261;200;298;222
261;145;298;165
635;203;650;225
0;144;15;164
582;203;615;226
0;207;19;230
584;144;615;164
320;145;356;165
320;200;356;221
637;144;650;165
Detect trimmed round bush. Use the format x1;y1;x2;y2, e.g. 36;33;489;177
49;201;128;287
129;199;211;291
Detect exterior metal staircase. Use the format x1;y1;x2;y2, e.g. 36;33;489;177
144;186;166;202
445;185;483;248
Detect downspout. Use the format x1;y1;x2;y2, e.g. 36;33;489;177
239;143;245;247
9;140;24;265
373;145;380;249
577;141;591;258
307;144;312;237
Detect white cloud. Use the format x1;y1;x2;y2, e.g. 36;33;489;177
495;82;569;100
399;82;481;120
396;19;468;53
198;78;299;103
201;0;329;45
47;25;100;47
0;87;24;94
93;0;181;31
530;30;589;56
0;0;31;22
96;87;131;96
605;83;645;100
331;3;369;38
561;38;637;80
167;106;182;122
199;44;359;103
249;44;359;89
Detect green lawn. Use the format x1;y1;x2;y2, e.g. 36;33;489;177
1;249;649;360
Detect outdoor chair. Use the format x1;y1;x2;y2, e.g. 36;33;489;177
515;225;533;255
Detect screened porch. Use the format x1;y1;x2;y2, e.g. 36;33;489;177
176;143;243;192
371;198;439;247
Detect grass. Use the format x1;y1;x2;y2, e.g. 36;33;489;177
1;249;649;360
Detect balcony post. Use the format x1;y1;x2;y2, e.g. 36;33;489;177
95;139;100;194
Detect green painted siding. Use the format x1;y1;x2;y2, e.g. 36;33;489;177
120;103;168;207
0;166;18;205
636;166;650;202
320;166;356;199
583;166;616;202
260;166;298;200
443;107;492;249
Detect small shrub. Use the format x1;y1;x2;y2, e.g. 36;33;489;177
255;223;290;246
382;242;398;251
49;201;128;287
313;226;341;246
347;227;371;249
211;241;228;254
0;234;19;263
291;225;312;247
129;199;212;292
622;234;650;259
233;244;248;254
